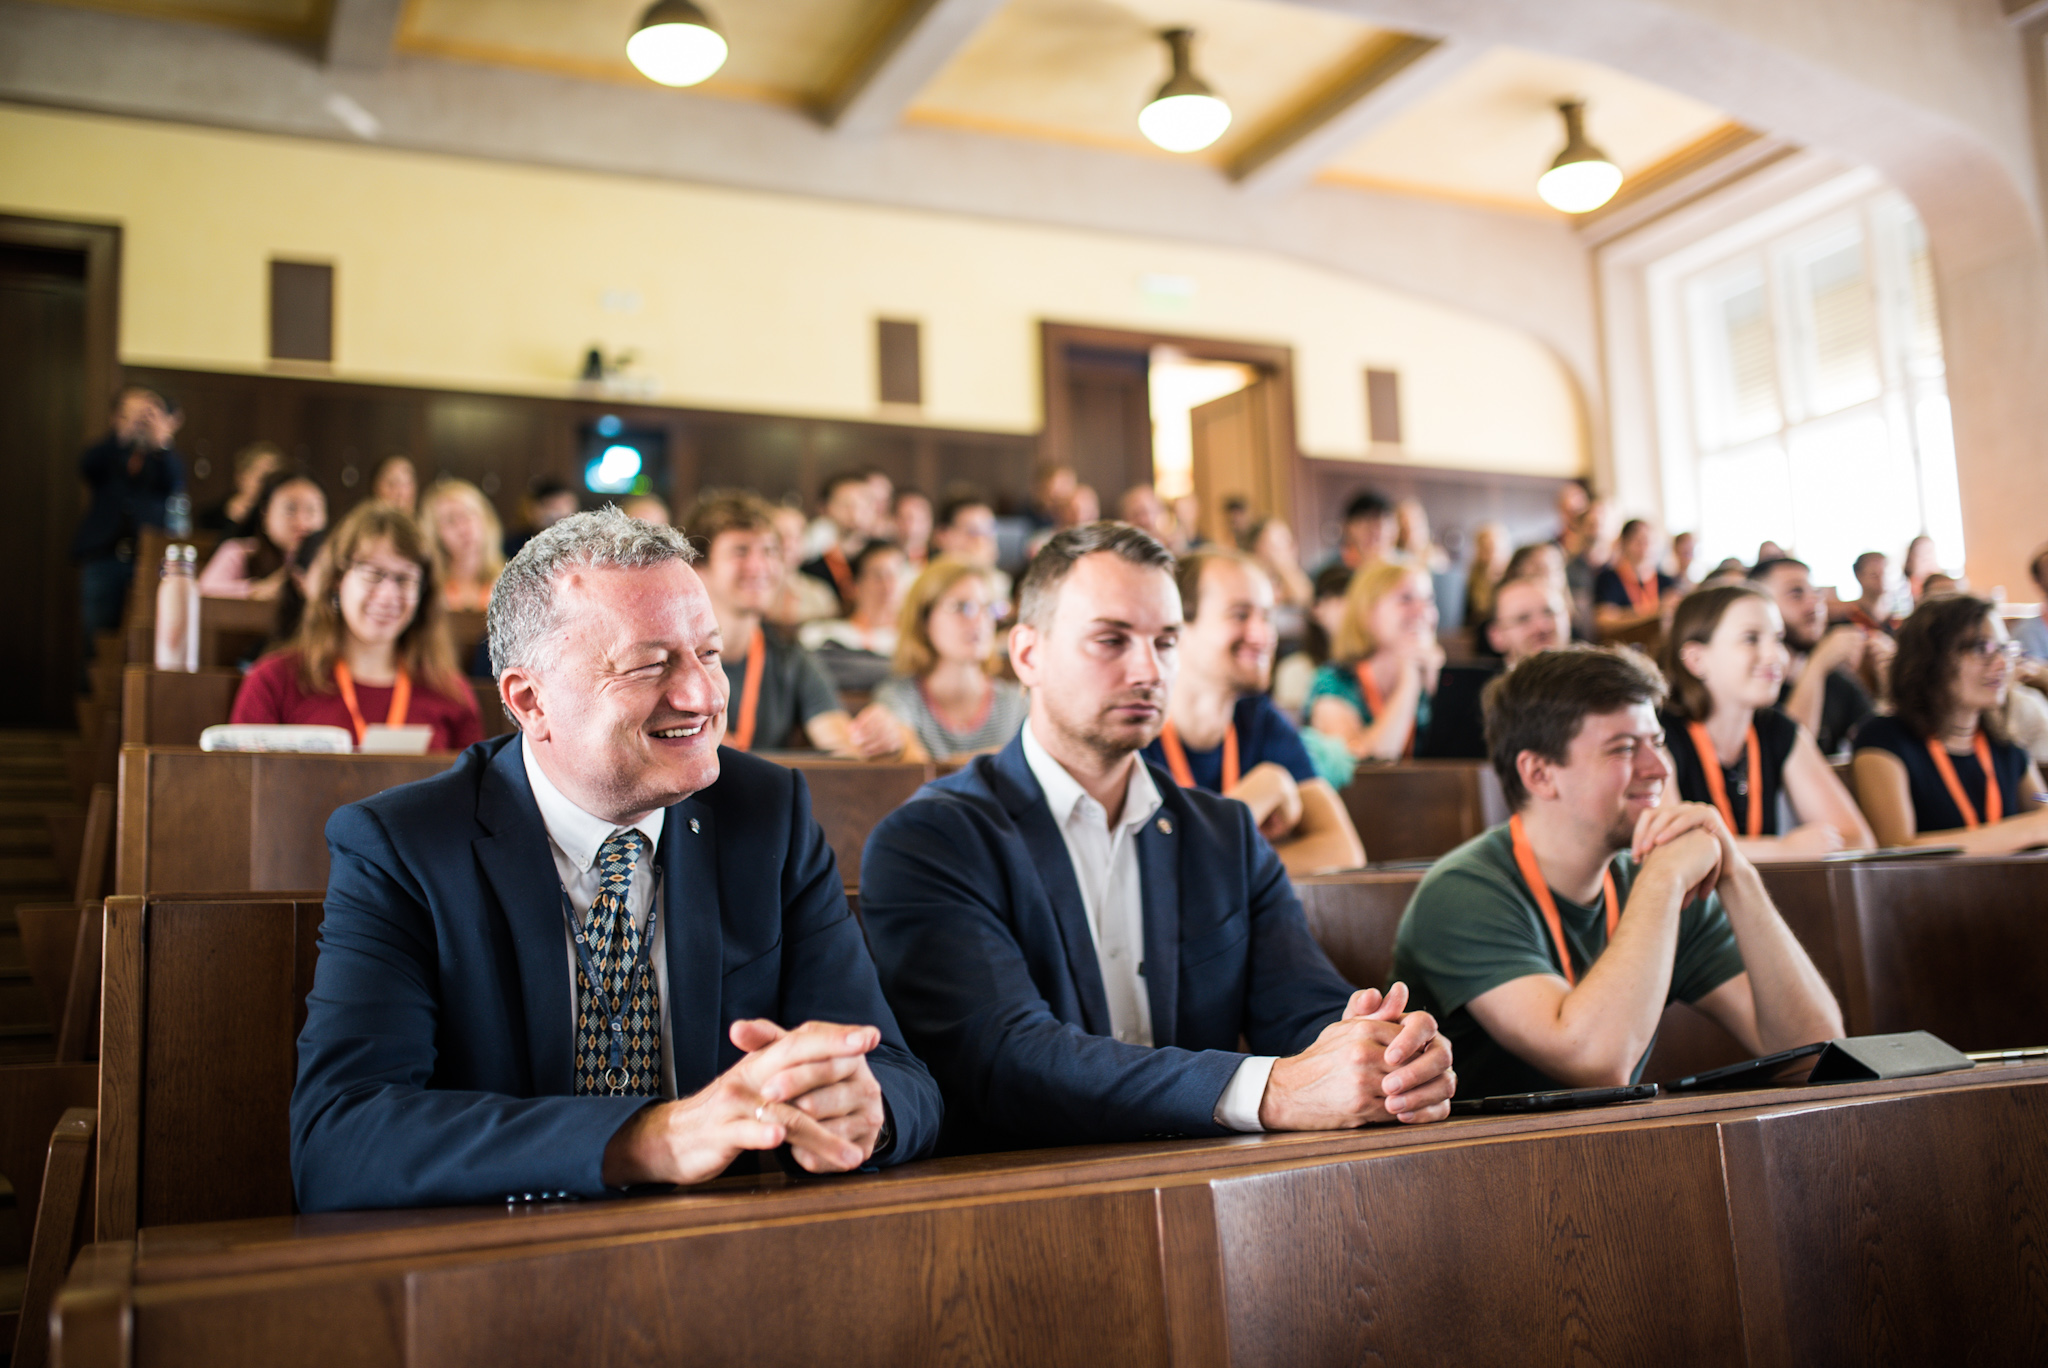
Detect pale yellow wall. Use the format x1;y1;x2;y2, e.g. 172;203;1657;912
0;105;1586;476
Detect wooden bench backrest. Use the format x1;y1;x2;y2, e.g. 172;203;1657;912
97;893;325;1239
1827;857;2048;1049
1339;762;1507;863
116;747;455;895
120;666;242;748
196;595;278;668
1292;871;1422;993
762;757;936;885
445;609;487;670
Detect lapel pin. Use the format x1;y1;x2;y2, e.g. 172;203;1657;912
689;818;701;834
1156;817;1173;835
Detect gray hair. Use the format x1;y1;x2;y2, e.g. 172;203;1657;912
486;505;698;721
1015;521;1176;630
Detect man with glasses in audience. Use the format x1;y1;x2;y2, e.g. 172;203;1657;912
1424;574;1572;759
293;507;940;1210
860;523;1455;1154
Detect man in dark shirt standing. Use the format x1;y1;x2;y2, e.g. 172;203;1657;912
71;386;185;680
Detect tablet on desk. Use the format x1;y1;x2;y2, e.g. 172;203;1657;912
1821;844;1964;862
1449;1083;1657;1116
1661;1041;1829;1092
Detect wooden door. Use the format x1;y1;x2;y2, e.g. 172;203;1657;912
1191;376;1291;546
1062;345;1152;504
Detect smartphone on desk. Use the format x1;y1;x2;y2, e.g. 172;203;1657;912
1449;1083;1657;1116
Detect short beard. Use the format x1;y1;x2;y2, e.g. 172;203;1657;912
1044;700;1161;769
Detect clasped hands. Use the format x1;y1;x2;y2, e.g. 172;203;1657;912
602;1018;886;1188
1631;800;1742;907
1258;982;1456;1129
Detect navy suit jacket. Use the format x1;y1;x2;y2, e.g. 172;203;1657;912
858;734;1356;1153
291;734;941;1211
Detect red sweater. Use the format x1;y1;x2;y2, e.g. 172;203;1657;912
231;652;483;753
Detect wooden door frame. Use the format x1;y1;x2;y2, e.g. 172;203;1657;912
0;215;122;434
1038;321;1300;520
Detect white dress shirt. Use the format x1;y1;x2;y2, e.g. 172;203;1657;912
523;739;678;1098
1020;724;1275;1131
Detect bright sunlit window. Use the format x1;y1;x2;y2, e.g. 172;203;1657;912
1653;185;1960;589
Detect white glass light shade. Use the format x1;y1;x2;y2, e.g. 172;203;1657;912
1140;93;1232;153
627;1;728;87
1536;157;1623;213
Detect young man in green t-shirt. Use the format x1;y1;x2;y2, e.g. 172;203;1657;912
1392;647;1842;1099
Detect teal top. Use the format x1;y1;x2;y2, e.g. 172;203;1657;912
1306;659;1433;743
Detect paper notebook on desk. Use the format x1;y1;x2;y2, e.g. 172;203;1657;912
360;724;434;754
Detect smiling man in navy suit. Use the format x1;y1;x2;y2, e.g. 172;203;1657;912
292;506;939;1211
859;523;1455;1154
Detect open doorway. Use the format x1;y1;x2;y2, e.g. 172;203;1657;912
1038;322;1299;547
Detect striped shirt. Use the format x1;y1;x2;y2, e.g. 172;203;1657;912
875;676;1028;760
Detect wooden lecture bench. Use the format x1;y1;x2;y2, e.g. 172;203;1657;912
48;1063;2048;1366
1338;761;1508;863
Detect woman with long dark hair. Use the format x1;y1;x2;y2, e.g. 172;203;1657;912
198;466;328;600
1852;594;2048;852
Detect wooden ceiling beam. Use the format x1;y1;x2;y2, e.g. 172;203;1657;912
821;0;1008;136
1229;35;1477;198
326;0;406;71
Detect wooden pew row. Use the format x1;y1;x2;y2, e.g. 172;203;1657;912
50;1064;2048;1367
757;754;935;886
1338;761;1506;864
121;662;515;746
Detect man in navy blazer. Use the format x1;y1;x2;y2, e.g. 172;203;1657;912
292;507;939;1211
860;524;1455;1154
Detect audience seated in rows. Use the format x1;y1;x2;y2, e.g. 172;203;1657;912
873;557;1027;761
1750;557;1885;757
195;440;282;536
800;470;880;609
370;454;418;517
1393;497;1449;574
799;540;908;693
1593;518;1681;639
1839;551;1895;634
1141;549;1365;875
1269;563;1350;724
1669;530;1699;595
502;474;580;560
893;487;934;568
421;477;504;613
1462;520;1511;626
1393;647;1843;1099
1852;594;2048;854
230;501;482;751
1895;534;1940;618
1559;496;1618;640
766;502;841;627
292;507;940;1210
1314;490;1397;581
199;466;329;600
860;523;1454;1153
1240;514;1313;613
685;490;905;758
1307;560;1444;761
2017;544;2048;662
1657;585;1872;861
1426;574;1572;761
932;493;1011;607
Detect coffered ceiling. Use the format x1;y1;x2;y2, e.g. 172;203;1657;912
18;0;1746;215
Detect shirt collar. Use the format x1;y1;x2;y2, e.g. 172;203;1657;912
1021;718;1162;835
520;735;666;871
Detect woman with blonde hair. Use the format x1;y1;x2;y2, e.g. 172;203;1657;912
874;557;1028;761
1307;560;1444;760
231;502;481;752
420;478;504;613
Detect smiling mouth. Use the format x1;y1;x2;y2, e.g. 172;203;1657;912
649;721;709;739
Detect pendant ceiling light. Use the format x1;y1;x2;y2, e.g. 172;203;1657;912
1536;100;1623;213
1138;29;1232;154
627;0;728;88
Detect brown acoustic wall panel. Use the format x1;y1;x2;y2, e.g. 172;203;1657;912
1365;367;1402;445
877;318;922;406
269;260;333;363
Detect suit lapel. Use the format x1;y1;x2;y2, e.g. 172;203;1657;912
473;735;575;1094
991;738;1113;1035
1136;784;1182;1048
660;795;722;1090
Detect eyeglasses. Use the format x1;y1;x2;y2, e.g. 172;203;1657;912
1964;639;2022;664
935;599;998;620
347;564;423;596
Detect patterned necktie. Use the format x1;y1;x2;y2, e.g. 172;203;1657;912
573;829;662;1095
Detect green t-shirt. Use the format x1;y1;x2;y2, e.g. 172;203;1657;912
1390;824;1746;1099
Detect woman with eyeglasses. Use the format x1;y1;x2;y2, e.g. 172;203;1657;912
873;557;1027;761
230;502;482;752
1851;594;2048;853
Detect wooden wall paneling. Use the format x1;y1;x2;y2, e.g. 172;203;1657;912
1720;1078;2048;1365
1292;871;1422;991
1208;1118;1747;1367
1338;762;1503;864
121;666;242;748
1295;455;1570;577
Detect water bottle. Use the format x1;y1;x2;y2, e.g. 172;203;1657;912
154;544;200;673
165;493;192;538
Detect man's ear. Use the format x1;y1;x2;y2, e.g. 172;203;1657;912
1516;749;1560;803
500;667;547;742
1485;617;1508;656
1008;622;1039;686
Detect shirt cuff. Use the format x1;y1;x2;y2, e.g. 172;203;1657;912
1212;1056;1277;1133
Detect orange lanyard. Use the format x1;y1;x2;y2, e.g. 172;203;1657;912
1686;721;1763;837
823;546;854;602
1848;607;1885;633
1157;718;1239;791
1617;561;1659;614
1926;732;2002;828
332;661;411;745
1509;813;1619;987
727;625;767;751
1355;660;1414;759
